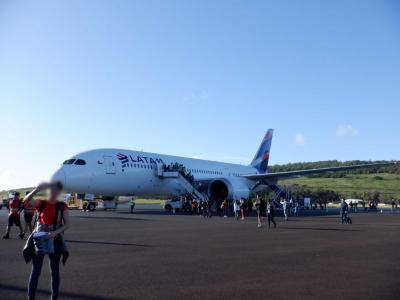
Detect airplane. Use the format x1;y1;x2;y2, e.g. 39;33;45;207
51;129;395;201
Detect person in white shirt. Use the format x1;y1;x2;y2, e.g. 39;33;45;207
281;199;289;221
239;198;246;220
233;199;240;220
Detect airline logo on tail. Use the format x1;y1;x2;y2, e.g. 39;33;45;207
250;129;274;173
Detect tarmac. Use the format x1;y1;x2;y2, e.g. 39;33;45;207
0;205;400;300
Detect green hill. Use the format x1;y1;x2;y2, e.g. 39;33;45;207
268;160;399;201
280;173;400;201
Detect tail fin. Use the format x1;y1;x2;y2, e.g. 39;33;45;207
250;129;274;173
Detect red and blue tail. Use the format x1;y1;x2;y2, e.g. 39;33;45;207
250;129;274;173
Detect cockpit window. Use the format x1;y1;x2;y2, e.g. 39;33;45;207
75;159;86;165
63;159;76;165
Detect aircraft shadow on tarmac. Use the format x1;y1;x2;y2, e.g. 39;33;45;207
65;239;152;247
0;284;125;300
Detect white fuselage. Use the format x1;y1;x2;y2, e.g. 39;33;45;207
51;149;260;200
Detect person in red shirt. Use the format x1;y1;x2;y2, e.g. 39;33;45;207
24;182;70;300
23;195;36;234
3;191;24;239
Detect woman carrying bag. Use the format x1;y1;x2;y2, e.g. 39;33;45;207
23;182;70;300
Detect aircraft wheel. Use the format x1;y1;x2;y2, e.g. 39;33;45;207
165;205;172;213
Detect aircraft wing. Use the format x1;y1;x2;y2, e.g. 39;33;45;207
241;162;396;181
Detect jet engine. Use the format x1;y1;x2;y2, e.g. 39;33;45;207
208;178;250;200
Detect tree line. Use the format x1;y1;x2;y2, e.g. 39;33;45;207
268;160;399;178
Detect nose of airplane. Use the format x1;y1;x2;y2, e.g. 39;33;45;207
51;168;66;189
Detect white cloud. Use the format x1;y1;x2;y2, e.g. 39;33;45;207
294;133;306;145
336;124;360;137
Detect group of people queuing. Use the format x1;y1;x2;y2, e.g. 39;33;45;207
343;199;398;213
311;200;328;211
180;197;212;218
163;162;195;183
180;197;257;220
2;183;70;300
177;194;294;229
279;197;301;220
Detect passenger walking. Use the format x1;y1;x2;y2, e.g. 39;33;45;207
192;200;198;215
340;199;349;224
247;200;253;215
267;199;277;229
24;198;36;234
239;198;246;220
233;199;240;220
3;192;24;239
281;199;289;221
23;182;70;300
293;200;299;216
207;199;213;218
200;200;206;217
289;198;294;216
255;195;266;228
129;198;136;213
221;199;228;218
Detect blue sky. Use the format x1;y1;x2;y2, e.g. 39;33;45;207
0;0;399;189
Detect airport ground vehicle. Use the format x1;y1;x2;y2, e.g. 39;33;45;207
163;197;184;212
65;194;101;211
82;200;97;211
65;193;118;211
97;197;118;210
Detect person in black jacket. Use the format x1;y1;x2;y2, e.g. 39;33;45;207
267;199;277;229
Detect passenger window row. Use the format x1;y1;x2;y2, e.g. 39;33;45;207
124;163;225;175
63;158;240;176
125;163;154;169
188;169;222;175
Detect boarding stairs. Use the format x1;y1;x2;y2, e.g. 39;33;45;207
156;163;204;201
269;184;288;209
